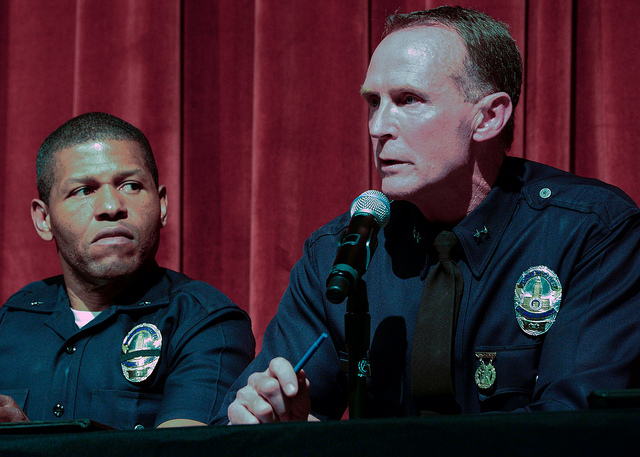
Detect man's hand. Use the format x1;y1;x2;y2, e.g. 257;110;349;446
0;394;29;423
227;357;313;424
157;419;206;428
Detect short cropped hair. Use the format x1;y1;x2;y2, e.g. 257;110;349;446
385;6;523;150
36;112;158;204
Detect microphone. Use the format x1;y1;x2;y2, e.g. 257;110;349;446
325;190;391;304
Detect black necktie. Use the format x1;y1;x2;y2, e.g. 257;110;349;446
411;230;463;414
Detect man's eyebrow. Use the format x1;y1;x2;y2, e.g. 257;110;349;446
359;86;428;97
113;169;145;180
390;86;425;95
359;87;376;97
62;169;144;185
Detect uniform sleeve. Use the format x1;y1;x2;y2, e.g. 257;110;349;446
154;297;255;426
212;233;348;424
525;215;640;411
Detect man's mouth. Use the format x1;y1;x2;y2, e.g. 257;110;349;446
379;158;409;169
92;227;134;245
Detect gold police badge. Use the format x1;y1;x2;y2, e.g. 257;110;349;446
514;266;562;336
121;323;162;383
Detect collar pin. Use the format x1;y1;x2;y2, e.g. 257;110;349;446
413;227;422;244
474;226;489;241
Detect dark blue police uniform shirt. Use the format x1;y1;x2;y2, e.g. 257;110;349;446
0;264;255;429
216;157;640;421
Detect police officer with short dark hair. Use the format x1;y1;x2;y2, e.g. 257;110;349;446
0;112;254;429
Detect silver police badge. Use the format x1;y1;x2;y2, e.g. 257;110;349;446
121;323;162;383
514;266;562;336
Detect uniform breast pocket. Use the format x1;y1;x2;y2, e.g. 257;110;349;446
475;343;541;412
90;389;163;430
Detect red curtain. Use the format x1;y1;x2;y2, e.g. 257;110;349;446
2;0;639;350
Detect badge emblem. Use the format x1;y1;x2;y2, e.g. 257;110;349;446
514;266;562;336
475;352;497;389
121;323;162;383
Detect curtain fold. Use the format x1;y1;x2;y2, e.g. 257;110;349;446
2;0;639;351
1;0;77;294
247;0;371;342
573;1;640;187
524;0;573;170
182;0;255;314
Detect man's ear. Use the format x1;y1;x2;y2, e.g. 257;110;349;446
158;185;168;228
472;92;513;142
31;199;53;241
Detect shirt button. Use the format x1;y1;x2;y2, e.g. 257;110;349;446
134;424;145;430
53;404;65;417
65;345;76;354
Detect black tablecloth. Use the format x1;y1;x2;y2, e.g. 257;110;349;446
0;409;637;456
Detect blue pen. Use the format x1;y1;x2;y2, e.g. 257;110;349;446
294;333;328;373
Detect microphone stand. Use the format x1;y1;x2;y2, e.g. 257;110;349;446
345;277;370;419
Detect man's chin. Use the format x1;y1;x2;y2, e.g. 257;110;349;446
86;259;148;283
380;181;415;202
381;175;444;205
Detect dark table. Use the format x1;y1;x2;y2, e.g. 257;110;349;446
1;409;637;456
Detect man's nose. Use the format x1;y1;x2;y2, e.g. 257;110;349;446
95;186;127;219
369;101;397;140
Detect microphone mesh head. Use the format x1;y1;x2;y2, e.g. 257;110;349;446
350;190;391;228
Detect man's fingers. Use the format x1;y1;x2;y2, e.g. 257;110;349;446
0;407;28;423
0;395;28;423
288;372;311;421
0;395;19;408
267;357;298;397
228;358;312;424
257;373;294;419
230;372;287;423
227;387;263;425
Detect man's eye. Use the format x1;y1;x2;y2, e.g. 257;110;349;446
404;95;417;104
368;97;380;108
121;182;142;193
73;187;93;197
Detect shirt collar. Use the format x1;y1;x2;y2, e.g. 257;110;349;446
385;157;525;280
4;263;170;312
110;263;170;308
453;156;525;278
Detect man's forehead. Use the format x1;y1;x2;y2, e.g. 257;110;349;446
53;139;149;178
55;139;144;163
59;138;142;153
381;24;464;51
364;25;466;83
72;140;112;153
